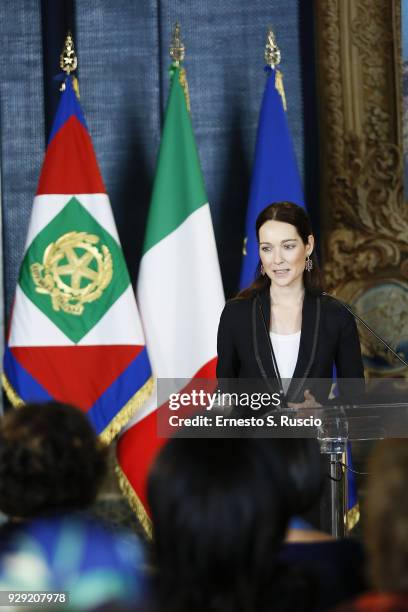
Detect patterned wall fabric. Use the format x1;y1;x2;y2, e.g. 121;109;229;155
0;0;308;316
0;0;44;317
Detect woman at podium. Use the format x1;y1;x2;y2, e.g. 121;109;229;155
216;201;364;407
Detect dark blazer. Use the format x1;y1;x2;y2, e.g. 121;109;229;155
216;289;364;404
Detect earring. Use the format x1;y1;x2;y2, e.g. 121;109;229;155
261;264;265;276
305;256;313;272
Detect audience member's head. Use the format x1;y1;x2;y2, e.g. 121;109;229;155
365;439;408;593
273;437;324;516
0;402;108;518
148;435;318;612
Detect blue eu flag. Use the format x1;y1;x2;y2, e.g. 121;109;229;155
240;67;305;289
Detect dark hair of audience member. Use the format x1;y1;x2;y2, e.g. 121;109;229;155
147;436;316;612
365;439;408;593
0;402;108;518
274;438;324;517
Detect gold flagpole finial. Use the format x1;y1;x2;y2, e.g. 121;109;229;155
59;31;79;97
60;31;78;75
169;23;190;111
264;27;286;110
264;27;281;69
169;22;185;65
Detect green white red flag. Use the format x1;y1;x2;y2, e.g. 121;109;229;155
117;65;225;532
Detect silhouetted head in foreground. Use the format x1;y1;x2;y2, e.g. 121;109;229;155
148;436;321;612
0;402;107;518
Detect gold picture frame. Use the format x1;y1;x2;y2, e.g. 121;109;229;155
315;0;408;374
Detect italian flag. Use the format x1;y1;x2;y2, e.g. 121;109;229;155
3;77;152;442
117;65;225;532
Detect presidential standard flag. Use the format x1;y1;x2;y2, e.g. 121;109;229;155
3;77;152;442
117;63;225;531
240;63;305;288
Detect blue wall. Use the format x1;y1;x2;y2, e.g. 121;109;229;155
0;0;316;314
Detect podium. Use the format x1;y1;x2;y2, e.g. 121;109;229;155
291;401;408;537
157;377;408;538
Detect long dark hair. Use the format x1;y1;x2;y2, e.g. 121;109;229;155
238;201;323;299
147;436;315;612
271;438;324;516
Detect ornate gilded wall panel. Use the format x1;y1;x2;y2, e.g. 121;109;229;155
315;0;408;375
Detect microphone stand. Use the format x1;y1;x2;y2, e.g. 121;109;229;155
321;292;408;537
321;292;408;368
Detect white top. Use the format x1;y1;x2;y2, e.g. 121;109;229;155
270;331;301;391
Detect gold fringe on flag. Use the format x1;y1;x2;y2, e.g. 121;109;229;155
347;503;360;531
274;69;287;111
178;68;191;113
99;376;154;444
72;76;80;99
2;373;25;408
242;237;248;256
115;460;153;539
2;372;154;446
342;444;360;531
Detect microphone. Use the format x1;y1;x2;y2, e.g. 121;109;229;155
321;292;408;368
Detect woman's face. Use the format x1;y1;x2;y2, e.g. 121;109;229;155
258;220;314;289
